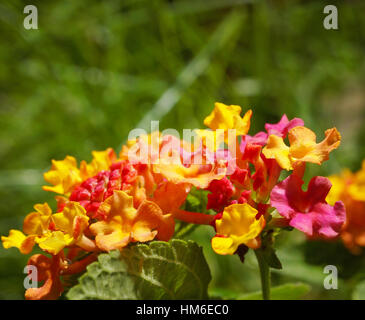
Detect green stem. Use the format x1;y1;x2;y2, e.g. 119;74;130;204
254;249;271;300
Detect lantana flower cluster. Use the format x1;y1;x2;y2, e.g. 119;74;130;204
327;161;365;254
2;102;346;299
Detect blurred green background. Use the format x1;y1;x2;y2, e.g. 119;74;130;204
0;0;365;299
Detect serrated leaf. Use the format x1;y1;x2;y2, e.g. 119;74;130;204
66;239;211;300
239;283;311;300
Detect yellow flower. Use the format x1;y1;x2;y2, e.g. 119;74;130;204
1;202;90;255
1;230;36;254
36;202;90;254
348;160;365;202
2;203;53;254
263;126;341;170
43;156;82;195
211;203;265;255
204;102;252;136
23;203;53;235
80;148;117;180
90;190;175;251
326;170;352;205
43;149;116;196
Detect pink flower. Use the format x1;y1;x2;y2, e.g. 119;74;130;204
240;132;268;153
265;114;304;138
270;174;346;239
240;115;304;153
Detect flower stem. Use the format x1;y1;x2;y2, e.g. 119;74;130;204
254;249;271;300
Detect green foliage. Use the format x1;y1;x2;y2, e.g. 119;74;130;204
175;188;213;239
303;240;365;279
211;282;311;300
262;247;282;270
66;240;211;300
1;0;365;299
238;283;311;300
352;280;365;300
183;187;210;214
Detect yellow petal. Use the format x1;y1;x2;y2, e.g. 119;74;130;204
80;148;116;180
288;127;341;165
37;231;71;255
1;230;36;254
262;135;292;170
23;203;52;236
43;156;82;195
90;220;131;251
213;203;265;255
211;236;235;255
97;190;136;220
348;160;365;201
326;173;348;205
52;202;89;241
204;102;252;135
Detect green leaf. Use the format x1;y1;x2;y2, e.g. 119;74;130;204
238;283;311;300
183;188;210;213
352;280;365;300
175;221;199;239
175;188;213;239
262;247;282;270
66;239;211;300
208;288;239;300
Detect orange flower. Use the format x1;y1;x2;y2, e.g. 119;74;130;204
263;126;341;170
327;163;365;254
152;181;191;214
25;252;97;300
25;254;64;300
153;159;227;189
90;190;175;251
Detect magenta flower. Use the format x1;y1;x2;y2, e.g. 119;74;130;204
270;174;346;239
240;115;304;153
265;114;304;138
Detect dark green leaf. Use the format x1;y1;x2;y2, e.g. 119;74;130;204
262;247;282;270
67;239;211;300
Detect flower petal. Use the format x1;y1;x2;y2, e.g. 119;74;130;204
43;156;82;195
213;203;265;255
1;230;35;254
204;102;252;135
262;135;292;170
